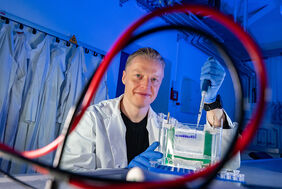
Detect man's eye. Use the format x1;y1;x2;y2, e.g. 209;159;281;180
136;74;141;78
151;78;158;82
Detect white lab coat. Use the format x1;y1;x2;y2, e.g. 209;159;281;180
56;47;87;133
0;24;17;142
10;34;52;174
1;29;31;171
61;95;240;172
28;42;67;165
84;54;108;105
3;30;30;147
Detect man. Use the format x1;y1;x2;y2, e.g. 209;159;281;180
60;47;240;172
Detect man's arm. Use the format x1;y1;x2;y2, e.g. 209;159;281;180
205;109;241;170
200;57;240;170
205;95;230;129
60;109;97;172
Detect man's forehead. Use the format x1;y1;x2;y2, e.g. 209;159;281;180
129;63;164;79
127;55;164;70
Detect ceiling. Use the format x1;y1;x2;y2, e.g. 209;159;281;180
128;0;282;60
220;0;282;56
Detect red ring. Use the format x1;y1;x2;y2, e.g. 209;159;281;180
69;4;267;188
0;4;267;188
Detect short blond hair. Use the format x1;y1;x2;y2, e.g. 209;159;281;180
125;47;165;70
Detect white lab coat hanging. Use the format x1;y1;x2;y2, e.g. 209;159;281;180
0;24;17;142
3;30;30;146
10;34;52;174
1;29;31;171
29;41;67;165
56;46;87;132
84;53;108;105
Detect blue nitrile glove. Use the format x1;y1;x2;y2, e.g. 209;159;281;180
128;142;163;170
200;57;226;103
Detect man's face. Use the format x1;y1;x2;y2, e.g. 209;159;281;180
122;55;164;109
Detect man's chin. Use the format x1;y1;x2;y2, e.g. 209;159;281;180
134;101;151;109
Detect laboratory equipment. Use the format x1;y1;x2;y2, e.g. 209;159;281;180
149;164;194;176
218;170;245;183
158;116;222;171
196;79;211;128
148;165;245;183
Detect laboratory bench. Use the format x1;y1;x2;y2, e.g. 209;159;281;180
0;158;281;188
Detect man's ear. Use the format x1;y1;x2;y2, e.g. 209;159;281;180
122;70;126;85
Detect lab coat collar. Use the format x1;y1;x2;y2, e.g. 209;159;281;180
104;95;127;167
147;107;160;144
104;95;160;167
112;94;160;144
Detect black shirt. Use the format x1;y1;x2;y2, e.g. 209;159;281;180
121;111;149;163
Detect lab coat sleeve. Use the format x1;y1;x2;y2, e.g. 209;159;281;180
60;109;98;172
205;110;241;170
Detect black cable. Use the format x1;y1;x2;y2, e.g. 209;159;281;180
53;24;243;188
0;168;37;189
0;147;127;184
53;57;104;167
47;58;102;189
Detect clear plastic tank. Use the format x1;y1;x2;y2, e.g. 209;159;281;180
158;116;222;170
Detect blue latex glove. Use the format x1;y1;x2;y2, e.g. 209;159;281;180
128;142;163;170
200;57;226;103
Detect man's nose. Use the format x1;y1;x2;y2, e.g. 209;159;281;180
140;77;151;88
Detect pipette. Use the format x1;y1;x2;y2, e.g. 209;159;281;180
196;79;211;129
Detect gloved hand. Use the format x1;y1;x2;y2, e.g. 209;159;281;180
128;142;163;170
200;57;226;103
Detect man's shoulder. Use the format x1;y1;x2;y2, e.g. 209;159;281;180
89;97;120;118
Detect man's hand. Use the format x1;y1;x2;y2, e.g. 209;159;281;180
206;109;226;128
200;57;226;103
128;142;163;170
201;57;227;127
